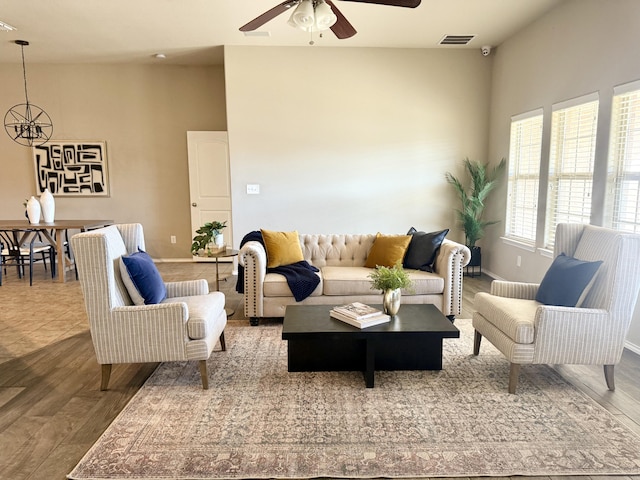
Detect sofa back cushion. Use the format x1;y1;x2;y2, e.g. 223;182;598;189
299;234;375;268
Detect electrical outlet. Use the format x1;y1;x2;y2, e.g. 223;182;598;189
170;235;176;244
516;255;521;267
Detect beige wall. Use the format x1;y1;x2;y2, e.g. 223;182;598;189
224;46;492;243
0;63;226;258
485;0;640;349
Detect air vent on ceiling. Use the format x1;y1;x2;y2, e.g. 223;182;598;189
439;35;476;46
0;20;17;32
243;31;271;37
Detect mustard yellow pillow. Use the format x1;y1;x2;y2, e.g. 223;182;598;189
364;233;412;268
261;229;304;268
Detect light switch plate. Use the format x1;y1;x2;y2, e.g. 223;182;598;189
247;184;260;194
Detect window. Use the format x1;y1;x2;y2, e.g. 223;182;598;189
505;110;543;245
607;81;640;233
545;94;599;248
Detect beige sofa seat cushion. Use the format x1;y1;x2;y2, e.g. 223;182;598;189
321;266;445;296
406;270;445;295
163;292;225;340
474;292;538;344
322;266;375;295
263;271;323;297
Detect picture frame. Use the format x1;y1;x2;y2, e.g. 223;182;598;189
33;141;110;196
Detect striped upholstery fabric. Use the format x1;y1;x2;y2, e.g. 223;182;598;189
71;224;227;368
473;223;640;375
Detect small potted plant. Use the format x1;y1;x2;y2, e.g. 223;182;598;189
368;263;413;316
191;221;227;256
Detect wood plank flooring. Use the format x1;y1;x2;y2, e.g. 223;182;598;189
1;263;639;479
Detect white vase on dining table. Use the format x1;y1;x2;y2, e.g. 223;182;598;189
40;188;55;223
26;196;41;224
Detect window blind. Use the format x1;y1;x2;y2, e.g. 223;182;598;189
505;110;543;244
608;82;640;233
545;95;599;248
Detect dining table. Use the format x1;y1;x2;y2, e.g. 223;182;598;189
0;219;113;283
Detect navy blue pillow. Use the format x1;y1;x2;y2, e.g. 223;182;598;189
403;228;449;272
120;249;167;305
535;253;603;307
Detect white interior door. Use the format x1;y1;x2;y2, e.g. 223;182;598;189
187;131;233;262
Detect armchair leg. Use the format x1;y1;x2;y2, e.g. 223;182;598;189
100;364;112;391
199;360;209;390
473;330;482;355
604;364;615;391
508;363;520;394
219;331;226;351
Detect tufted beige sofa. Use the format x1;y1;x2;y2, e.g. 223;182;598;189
239;233;471;325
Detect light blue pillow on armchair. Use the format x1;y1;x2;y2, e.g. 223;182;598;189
119;249;167;305
535;253;603;307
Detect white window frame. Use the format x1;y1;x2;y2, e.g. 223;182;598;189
504;109;543;247
545;93;599;249
606;80;640;234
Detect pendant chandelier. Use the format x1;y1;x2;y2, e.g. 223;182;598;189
4;40;53;147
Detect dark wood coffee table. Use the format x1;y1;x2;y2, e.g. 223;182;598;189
282;304;459;387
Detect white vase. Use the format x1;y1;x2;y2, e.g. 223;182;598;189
214;233;224;247
40;188;55;223
26;196;41;224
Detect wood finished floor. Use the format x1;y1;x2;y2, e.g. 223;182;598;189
1;263;639;480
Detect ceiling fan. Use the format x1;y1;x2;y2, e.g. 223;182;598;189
240;0;421;40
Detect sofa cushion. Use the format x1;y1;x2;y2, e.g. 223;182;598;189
263;271;323;297
474;292;538;344
261;229;304;268
404;228;449;272
535;253;603;307
322;266;377;295
119;249;167;305
364;233;411;268
164;292;225;340
405;269;445;295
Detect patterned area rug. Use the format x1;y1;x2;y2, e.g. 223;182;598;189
69;319;640;479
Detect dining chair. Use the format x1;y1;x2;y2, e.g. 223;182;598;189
0;229;56;285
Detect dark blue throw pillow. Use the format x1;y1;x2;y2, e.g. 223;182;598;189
120;249;167;305
403;228;449;272
535;253;603;307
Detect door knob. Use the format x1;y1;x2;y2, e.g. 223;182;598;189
192;203;197;207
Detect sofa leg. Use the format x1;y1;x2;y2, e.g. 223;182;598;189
508;363;520;394
199;360;209;390
250;317;259;327
473;330;482;356
219;331;226;351
100;364;112;391
446;315;455;323
604;364;615;391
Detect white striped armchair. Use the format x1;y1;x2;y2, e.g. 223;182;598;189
473;223;640;394
71;223;227;390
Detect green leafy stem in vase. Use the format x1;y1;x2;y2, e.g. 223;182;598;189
191;221;227;255
368;263;413;292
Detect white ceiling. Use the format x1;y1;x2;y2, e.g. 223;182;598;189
0;0;562;65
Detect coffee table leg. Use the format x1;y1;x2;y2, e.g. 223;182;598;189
365;340;375;388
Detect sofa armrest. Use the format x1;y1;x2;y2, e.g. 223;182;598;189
533;306;618;364
238;240;267;318
433;239;471;316
165;279;209;297
491;280;539;300
93;303;190;364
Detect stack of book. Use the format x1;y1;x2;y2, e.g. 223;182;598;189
330;302;390;329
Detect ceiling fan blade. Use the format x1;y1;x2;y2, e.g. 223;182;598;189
239;0;299;32
339;0;421;7
327;0;357;39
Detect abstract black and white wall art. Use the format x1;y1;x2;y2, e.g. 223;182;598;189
33;141;109;196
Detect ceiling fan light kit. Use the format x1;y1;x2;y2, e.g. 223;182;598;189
240;0;420;41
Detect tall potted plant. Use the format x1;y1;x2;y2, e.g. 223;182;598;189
445;158;506;272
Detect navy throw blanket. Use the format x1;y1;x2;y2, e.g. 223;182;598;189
236;231;320;302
